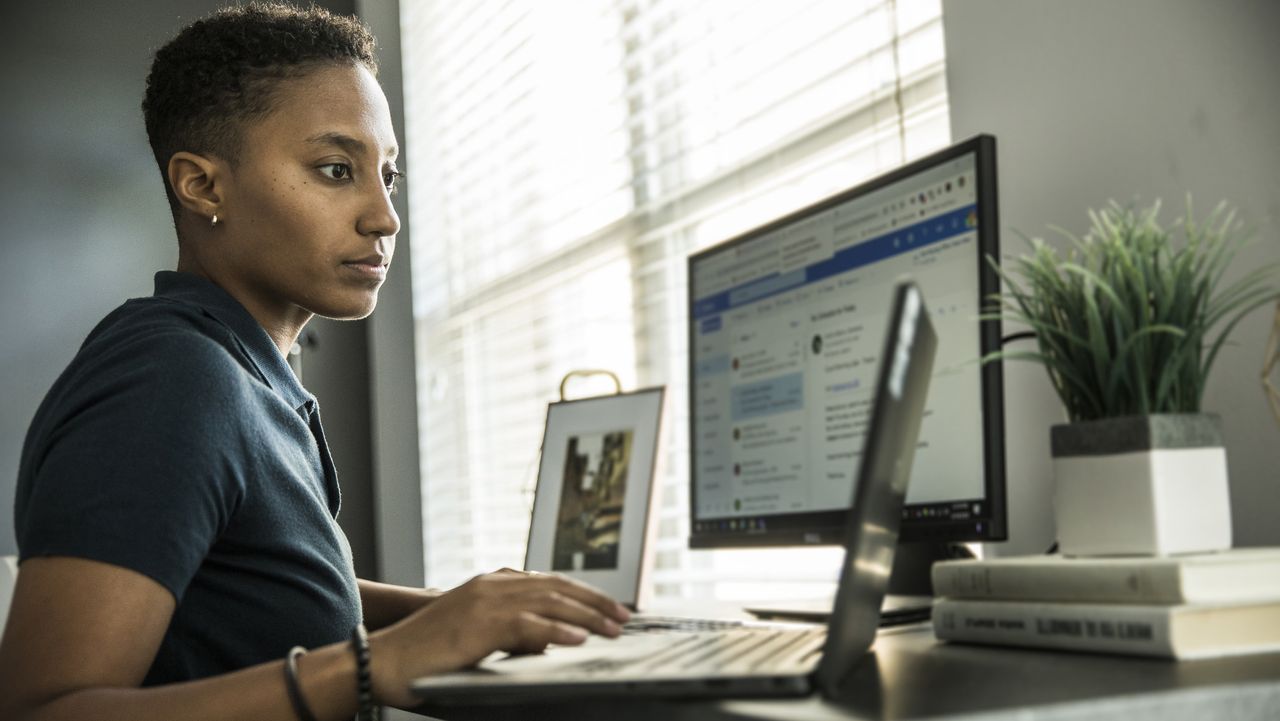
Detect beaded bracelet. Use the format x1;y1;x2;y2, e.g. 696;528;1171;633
352;623;378;721
284;646;319;721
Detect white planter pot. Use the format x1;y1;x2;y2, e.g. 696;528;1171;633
1050;414;1232;557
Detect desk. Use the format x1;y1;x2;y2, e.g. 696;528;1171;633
410;623;1280;721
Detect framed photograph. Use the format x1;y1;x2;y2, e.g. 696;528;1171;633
524;387;665;607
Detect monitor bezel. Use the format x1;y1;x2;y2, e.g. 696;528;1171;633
685;134;1007;549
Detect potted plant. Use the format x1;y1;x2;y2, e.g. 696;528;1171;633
987;199;1279;556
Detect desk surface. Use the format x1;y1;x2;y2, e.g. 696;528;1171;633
411;623;1280;721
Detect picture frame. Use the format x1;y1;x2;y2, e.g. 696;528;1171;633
524;387;665;607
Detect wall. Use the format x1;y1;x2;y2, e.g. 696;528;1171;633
943;0;1280;555
355;0;425;589
0;0;387;578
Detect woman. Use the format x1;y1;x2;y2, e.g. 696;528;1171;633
0;4;628;720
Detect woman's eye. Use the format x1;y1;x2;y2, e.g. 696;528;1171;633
384;170;403;192
320;163;351;181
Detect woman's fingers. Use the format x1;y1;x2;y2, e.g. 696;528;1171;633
470;570;631;628
516;573;632;625
503;612;590;654
513;588;624;639
464;573;627;640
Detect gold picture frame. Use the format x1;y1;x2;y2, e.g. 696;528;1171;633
523;387;665;607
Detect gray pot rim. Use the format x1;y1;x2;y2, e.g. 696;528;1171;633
1050;413;1223;457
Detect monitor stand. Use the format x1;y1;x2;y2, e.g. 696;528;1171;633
743;541;974;625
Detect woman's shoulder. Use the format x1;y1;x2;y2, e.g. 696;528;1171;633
84;296;250;377
45;297;262;418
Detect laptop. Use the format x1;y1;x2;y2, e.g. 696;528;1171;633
411;280;938;702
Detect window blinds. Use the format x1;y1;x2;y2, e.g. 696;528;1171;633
400;0;950;594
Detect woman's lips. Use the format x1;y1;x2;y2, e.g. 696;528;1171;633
342;260;388;280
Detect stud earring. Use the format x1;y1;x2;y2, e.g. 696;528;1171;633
211;213;220;228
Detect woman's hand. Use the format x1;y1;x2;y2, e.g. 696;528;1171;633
368;570;630;707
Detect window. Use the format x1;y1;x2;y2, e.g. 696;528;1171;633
400;0;951;597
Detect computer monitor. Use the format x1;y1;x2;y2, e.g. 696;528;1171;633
686;135;1006;572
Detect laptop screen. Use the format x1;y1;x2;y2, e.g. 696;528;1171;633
817;281;937;692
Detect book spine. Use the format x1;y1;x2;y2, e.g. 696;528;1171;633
931;562;1182;603
933;599;1176;657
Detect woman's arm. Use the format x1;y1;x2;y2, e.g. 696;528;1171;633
0;557;630;719
358;567;544;630
358;578;442;630
0;557;364;721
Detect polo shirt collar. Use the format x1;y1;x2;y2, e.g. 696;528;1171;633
153;271;313;412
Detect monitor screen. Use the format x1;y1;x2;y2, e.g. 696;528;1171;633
687;135;1005;548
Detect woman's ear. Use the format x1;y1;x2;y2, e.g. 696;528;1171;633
167;151;225;223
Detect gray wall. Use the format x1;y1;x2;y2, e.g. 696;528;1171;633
944;0;1280;555
0;0;390;578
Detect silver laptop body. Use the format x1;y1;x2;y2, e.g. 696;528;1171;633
411;281;937;703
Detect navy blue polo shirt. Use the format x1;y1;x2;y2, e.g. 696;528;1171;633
15;271;362;684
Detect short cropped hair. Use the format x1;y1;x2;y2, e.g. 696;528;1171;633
142;2;377;220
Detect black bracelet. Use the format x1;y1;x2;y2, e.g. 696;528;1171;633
284;646;319;721
352;623;378;721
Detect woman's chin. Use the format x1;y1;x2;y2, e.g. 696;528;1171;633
314;292;381;321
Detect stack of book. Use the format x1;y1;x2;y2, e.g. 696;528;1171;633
930;547;1280;659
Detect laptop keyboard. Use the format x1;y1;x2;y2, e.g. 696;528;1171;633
580;626;827;676
622;615;748;634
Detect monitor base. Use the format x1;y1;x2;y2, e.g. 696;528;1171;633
744;593;933;626
742;541;973;625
